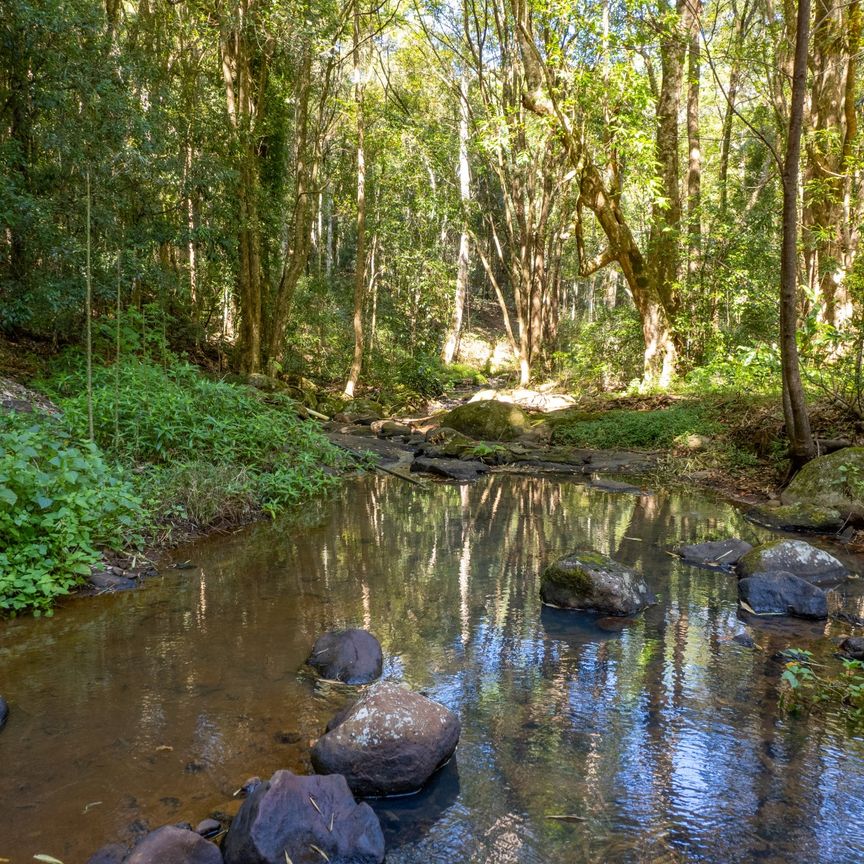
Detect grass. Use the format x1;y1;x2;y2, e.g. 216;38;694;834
551;405;719;450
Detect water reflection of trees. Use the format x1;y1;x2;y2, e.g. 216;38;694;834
2;475;864;862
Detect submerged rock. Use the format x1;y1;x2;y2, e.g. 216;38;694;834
443;399;529;442
125;825;222;864
194;819;221;838
0;695;7;731
745;502;844;534
539;550;655;616
307;629;383;685
839;636;864;660
411;456;490;481
222;770;384;864
311;681;460;797
677;538;753;569
86;844;127;864
736;539;848;585
738;571;829;619
780;447;864;522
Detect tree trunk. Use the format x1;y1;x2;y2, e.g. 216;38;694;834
442;75;472;365
780;0;816;467
686;4;702;280
802;0;861;327
344;0;366;399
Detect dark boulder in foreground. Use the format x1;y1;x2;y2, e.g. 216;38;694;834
307;629;383;685
222;770;384;864
738;571;829;619
0;695;8;731
840;636;864;660
411;456;489;481
311;681;460;797
125;826;223;864
736;540;848;585
539;550;655;616
677;538;753;569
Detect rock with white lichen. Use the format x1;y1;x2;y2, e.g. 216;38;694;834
311;682;460;797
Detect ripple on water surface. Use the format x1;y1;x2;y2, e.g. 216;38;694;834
1;474;863;863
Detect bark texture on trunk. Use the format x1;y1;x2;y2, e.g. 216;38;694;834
344;0;367;399
780;0;816;467
442;75;472;365
803;0;861;327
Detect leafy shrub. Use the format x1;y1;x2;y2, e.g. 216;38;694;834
0;412;144;615
552;405;717;449
779;649;864;723
44;357;347;530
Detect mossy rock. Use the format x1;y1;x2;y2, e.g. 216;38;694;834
745;502;844;534
540;549;655;616
781;447;864;523
736;539;848;585
443;400;529;442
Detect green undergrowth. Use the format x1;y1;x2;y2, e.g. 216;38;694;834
1;356;347;615
779;649;864;724
0;411;143;615
551;405;719;450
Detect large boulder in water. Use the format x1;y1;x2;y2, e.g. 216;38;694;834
86;845;127;864
223;770;385;864
125;826;222;864
736;539;848;585
307;629;383;685
780;447;864;522
311;681;460;797
676;538;752;569
539;550;655;616
738;571;829;619
745;502;844;534
443;400;529;442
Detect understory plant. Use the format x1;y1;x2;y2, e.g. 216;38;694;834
779;649;864;723
0;411;144;615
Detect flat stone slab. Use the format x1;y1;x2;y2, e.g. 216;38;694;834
326;433;415;468
411;457;490;481
745;503;844;534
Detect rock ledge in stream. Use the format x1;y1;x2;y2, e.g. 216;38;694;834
736;539;848;585
311;681;461;797
125;825;222;864
411;456;489;481
676;538;753;569
745;502;844;534
307;629;383;685
540;550;655;616
223;770;385;864
738;571;829;619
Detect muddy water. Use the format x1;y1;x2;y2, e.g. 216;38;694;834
2;475;864;863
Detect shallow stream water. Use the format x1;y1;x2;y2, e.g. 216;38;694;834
2;474;864;863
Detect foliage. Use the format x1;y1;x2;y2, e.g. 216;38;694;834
779;649;864;723
552;405;718;450
0;411;143;615
44;356;347;526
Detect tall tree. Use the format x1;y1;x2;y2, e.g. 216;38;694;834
780;0;816;466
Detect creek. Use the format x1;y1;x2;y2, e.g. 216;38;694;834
1;474;863;863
